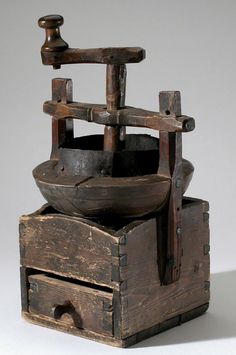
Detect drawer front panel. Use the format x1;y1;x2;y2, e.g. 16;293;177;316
20;214;117;288
28;274;113;336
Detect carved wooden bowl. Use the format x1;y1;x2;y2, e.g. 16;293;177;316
33;134;194;218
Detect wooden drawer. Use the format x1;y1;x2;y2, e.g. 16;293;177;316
28;274;113;337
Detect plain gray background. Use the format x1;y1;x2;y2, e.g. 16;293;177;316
0;0;236;354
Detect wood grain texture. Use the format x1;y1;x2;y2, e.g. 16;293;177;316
20;267;30;312
58;134;159;177
104;64;127;151
106;64;126;111
116;198;210;338
41;47;146;66
51;78;74;159
33;160;171;218
103;125;120;152
23;312;121;346
20;198;209;345
28;274;113;336
20;212;118;288
22;302;209;347
43;101;195;133
158;91;183;284
38;16;145;68
159;91;181;116
19;16;209;347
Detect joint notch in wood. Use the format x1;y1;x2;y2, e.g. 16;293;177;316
120;254;127;267
204;281;210;291
103;300;113;312
111;254;127;282
203;244;210;255
19;222;26;237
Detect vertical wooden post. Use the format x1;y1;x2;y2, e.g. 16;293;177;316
50;78;74;159
103;64;126;151
158;91;183;284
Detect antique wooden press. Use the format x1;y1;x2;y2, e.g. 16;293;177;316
19;15;210;347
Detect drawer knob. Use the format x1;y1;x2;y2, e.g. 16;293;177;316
52;301;83;329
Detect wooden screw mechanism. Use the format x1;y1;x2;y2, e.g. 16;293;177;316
37;15;196;285
38;14;143;153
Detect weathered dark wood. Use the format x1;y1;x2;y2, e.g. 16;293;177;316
158;131;183;284
115;198;210;338
106;64;126;111
51;78;74;159
38;16;145;68
104;64;127;151
103;126;119;152
165;133;182;284
20;267;45;312
159;91;182;116
59;134;159;177
23;311;121;346
123;303;209;347
20;198;210;346
20;210;119;288
41;47;145;66
33;160;171;218
43;101;195;132
28;274;113;336
34;132;195;219
20;17;209;348
32;154;193;218
23;302;209;347
20;267;30;312
38;15;68;58
158;91;183;284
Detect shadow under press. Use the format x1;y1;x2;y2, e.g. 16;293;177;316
132;270;236;348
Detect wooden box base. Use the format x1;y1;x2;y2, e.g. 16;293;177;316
22;303;209;347
20;197;210;347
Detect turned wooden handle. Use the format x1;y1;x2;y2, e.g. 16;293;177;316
38;15;68;54
38;15;145;66
38;14;64;29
